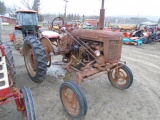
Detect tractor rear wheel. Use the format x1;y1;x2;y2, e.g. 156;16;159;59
23;36;47;83
13;30;23;50
2;44;16;80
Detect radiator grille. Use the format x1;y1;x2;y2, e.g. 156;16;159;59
108;40;120;59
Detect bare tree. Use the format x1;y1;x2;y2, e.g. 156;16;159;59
20;0;40;11
20;0;33;10
32;0;40;11
0;1;6;15
7;4;20;17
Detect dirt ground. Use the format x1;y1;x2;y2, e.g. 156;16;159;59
0;25;160;120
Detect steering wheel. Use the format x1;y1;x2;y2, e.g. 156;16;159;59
50;17;64;31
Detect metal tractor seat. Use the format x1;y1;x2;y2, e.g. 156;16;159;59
42;31;60;39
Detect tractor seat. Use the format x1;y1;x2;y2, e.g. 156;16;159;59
42;31;60;39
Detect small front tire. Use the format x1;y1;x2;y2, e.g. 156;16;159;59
108;63;133;90
60;81;87;119
20;87;36;120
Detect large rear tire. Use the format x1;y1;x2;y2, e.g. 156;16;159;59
23;36;47;83
2;44;16;80
13;30;23;50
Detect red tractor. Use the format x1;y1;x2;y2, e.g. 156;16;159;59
11;10;40;50
1;15;36;120
0;43;36;120
11;0;133;119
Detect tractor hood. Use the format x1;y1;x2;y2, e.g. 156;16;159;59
71;29;124;42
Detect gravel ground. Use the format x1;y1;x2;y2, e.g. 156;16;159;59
0;25;160;120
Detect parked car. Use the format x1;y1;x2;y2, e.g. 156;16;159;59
81;23;96;29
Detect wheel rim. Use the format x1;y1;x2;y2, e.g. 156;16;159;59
110;67;129;87
62;87;80;117
24;43;37;77
21;98;28;120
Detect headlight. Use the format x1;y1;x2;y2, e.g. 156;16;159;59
94;50;100;57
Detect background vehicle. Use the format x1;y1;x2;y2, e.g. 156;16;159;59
122;21;160;45
0;19;36;120
0;44;36;120
81;22;96;29
10;10;40;50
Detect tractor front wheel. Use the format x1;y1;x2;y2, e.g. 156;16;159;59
60;81;87;119
23;36;47;83
108;63;133;90
20;87;36;120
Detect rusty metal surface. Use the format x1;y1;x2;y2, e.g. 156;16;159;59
99;9;105;30
43;47;51;67
29;49;37;70
71;29;123;63
71;29;123;42
61;86;80;116
23;43;36;77
103;38;123;63
40;37;54;53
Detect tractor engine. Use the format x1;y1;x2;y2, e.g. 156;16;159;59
59;29;124;69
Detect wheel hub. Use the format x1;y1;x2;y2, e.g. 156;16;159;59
29;49;37;70
112;68;128;86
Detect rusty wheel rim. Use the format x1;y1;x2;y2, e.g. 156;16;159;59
62;87;80;116
24;43;37;77
110;67;129;87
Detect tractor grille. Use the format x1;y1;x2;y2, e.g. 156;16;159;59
108;40;119;59
0;56;9;90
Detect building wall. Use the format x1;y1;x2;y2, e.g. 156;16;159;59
0;16;16;24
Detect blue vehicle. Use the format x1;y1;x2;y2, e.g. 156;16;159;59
123;22;159;46
123;37;143;46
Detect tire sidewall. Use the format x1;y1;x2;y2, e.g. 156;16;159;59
23;36;47;82
108;64;133;90
60;81;86;119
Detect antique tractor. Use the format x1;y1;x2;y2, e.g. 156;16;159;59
23;19;133;119
11;1;133;119
0;43;36;120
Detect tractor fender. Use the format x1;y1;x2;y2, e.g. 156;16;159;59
40;37;54;53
